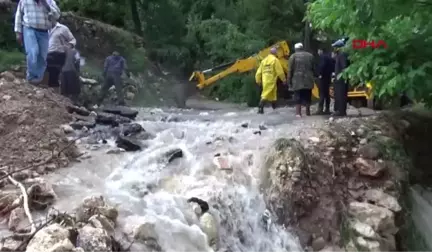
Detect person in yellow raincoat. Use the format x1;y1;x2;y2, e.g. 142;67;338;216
255;47;287;114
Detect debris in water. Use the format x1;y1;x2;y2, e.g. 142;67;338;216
213;155;232;170
165;148;183;163
261;209;272;231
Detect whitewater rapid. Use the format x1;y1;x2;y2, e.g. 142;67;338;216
47;106;312;252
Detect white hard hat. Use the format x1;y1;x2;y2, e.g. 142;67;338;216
294;43;303;49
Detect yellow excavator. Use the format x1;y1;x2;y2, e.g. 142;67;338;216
188;40;374;108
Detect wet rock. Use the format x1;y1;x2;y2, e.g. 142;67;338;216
88;215;115;233
264;138;317;228
240;122;248;128
66;105;90;116
350;219;378;238
356;236;380;251
26;180;57;210
359;138;367;145
70;120;96;130
116;135;142;151
253;130;261;135
293;228;312;247
259;125;267;130
122;123;143;136
96;112;131;126
357;143;381;160
99;105;138;119
0;237;21;251
354;157;386;178
75;195;118;223
134;221;158;241
311;237;326;251
106;147;125;154
363;189;401;212
348;201;397;235
164;148;183;162
8;207;30;232
60;124;74;134
76;225;112;252
26;223;74;252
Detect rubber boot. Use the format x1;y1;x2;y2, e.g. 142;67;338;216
271;102;277;110
305;105;311;116
257;101;264;114
295;104;301;117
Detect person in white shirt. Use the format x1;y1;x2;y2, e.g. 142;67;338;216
46;22;76;87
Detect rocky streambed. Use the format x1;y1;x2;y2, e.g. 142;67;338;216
0;71;431;252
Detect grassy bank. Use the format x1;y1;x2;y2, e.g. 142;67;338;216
0;50;25;72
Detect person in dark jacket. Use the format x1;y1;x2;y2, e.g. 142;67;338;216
60;44;81;104
98;51;128;105
332;38;350;116
315;48;335;115
288;43;315;117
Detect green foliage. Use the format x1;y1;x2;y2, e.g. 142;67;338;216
0;10;19;51
0;49;25;72
308;0;432;107
2;0;309;104
59;0;127;27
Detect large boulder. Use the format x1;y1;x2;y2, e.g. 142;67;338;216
99;105;138;119
348;201;397;235
115;135;144;151
26;223;75;252
263;138;317;223
76;225;112;252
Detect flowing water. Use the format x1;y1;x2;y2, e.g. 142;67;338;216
46;104;322;252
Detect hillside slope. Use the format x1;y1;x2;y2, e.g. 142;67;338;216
0;1;193;107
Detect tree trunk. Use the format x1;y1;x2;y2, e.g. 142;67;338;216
304;21;311;52
128;0;142;35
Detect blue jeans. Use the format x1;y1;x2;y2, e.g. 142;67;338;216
23;26;49;82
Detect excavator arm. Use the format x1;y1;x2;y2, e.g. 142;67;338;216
189;41;290;89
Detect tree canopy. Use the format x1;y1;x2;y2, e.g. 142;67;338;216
308;0;432;106
57;0;307;104
2;0;430;105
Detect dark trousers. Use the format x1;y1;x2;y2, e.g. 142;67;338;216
98;73;125;105
318;76;331;111
334;80;348;114
60;71;81;104
294;89;312;105
46;51;66;87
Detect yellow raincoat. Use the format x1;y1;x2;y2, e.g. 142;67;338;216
255;54;286;101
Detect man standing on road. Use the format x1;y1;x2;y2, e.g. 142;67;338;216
315;48;335;115
255;47;286;114
332;38;350;116
97;51;128;106
47;22;76;87
14;0;61;84
287;43;315;118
